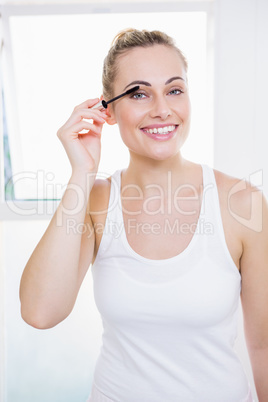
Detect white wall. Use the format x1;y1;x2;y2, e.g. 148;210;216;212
214;0;268;195
214;2;268;401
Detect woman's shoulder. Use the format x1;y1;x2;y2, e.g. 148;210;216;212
212;166;262;203
89;176;112;216
212;166;264;235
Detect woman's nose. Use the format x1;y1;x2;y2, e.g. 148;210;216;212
149;95;172;120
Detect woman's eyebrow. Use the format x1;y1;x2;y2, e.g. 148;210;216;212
165;76;185;84
124;76;185;91
124;80;151;90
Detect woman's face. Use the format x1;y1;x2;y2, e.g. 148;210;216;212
108;44;191;162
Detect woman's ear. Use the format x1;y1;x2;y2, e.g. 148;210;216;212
105;105;117;126
100;95;117;125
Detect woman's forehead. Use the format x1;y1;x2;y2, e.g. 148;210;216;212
115;46;186;84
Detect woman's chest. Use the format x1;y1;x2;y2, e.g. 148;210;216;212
93;178;243;271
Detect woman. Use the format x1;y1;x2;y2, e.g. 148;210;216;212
20;29;268;402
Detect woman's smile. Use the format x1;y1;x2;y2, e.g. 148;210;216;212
140;124;178;141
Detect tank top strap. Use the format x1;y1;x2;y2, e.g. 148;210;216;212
198;164;212;218
200;163;214;188
108;169;123;223
200;164;231;253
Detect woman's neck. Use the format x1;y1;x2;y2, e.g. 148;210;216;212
123;151;192;192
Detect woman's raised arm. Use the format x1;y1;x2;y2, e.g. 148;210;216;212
19;99;107;329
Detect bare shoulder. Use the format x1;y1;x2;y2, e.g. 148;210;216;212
89;177;111;216
213;168;266;243
87;177;112;262
213;167;255;197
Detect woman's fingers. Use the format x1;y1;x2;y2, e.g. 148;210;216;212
69;120;104;137
64;108;107;129
57;103;107;138
56;98;108;173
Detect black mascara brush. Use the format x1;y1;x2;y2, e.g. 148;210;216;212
91;86;140;110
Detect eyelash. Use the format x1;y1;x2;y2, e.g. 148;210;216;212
130;88;184;100
169;88;183;95
130;92;146;100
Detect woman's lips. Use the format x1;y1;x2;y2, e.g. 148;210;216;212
141;124;178;141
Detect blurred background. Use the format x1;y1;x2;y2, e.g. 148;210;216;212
0;0;267;401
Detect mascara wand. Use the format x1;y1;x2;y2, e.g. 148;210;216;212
91;85;140;110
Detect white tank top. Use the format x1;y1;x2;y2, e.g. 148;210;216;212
89;165;253;402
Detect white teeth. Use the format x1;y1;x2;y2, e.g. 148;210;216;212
146;125;176;135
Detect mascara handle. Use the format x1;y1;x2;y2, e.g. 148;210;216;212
91;100;107;110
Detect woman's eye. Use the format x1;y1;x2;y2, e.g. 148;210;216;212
131;92;147;100
169;89;183;95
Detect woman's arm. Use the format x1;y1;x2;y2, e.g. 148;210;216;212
19;99;107;329
240;187;268;402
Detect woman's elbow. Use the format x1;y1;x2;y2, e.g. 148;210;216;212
20;305;67;330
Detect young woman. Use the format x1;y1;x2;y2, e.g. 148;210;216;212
20;29;268;402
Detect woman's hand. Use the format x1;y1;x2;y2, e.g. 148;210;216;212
57;98;107;174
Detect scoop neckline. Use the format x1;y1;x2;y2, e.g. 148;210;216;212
117;165;205;266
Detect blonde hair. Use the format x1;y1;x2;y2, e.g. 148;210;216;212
102;28;188;100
